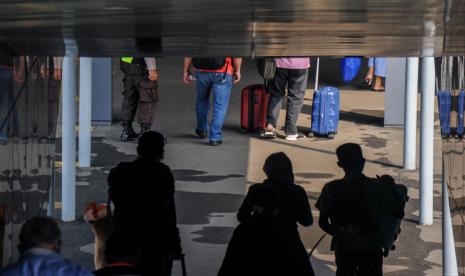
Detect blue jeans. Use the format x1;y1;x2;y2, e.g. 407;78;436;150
195;71;233;141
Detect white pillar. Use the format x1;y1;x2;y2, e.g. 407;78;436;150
419;57;435;225
403;57;419;170
61;56;76;222
79;57;92;168
442;159;459;276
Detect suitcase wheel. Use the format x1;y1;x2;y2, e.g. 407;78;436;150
328;133;335;139
308;132;314;138
240;127;247;133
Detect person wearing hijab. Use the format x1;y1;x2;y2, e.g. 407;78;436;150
237;152;313;227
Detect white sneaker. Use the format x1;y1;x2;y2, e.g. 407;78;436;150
285;133;305;141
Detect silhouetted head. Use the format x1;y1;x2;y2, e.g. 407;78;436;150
18;216;62;254
247;185;281;217
263;152;294;185
336;143;365;174
104;232;140;265
137;131;166;159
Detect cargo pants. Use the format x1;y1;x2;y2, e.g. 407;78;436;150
121;70;159;125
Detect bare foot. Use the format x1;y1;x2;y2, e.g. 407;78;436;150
372;76;385;91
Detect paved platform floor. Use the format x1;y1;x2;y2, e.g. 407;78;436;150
52;58;451;275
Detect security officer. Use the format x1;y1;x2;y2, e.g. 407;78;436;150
120;57;158;142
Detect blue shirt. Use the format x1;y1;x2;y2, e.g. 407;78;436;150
0;248;93;276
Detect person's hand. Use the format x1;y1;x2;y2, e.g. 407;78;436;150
13;70;24;83
84;202;108;223
168;252;183;261
233;71;241;84
53;69;62;81
40;66;46;79
183;71;194;85
148;70;158;81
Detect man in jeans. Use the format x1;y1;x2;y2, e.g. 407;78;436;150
183;57;242;146
264;57;310;140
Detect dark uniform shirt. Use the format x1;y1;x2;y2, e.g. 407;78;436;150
107;157;181;256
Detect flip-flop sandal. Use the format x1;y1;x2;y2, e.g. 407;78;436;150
360;79;372;89
263;130;276;139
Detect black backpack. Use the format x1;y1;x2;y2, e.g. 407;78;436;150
192;58;227;70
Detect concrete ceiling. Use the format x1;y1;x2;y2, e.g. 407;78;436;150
0;0;464;57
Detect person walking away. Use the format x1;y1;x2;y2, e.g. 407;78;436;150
120;57;159;141
237;152;312;227
315;143;384;276
219;184;314;276
362;57;385;91
0;216;93;276
108;131;182;276
0;54;17;144
183;57;242;146
264;57;310;140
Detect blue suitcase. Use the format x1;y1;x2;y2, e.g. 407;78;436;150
457;91;465;138
310;86;340;139
437;90;452;138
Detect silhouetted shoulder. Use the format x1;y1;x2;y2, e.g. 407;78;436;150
315;179;343;213
321;179;344;193
157;162;172;173
292;183;308;195
108;162;132;183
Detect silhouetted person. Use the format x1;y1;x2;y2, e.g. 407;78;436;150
218;185;314;276
0;216;93;276
315;143;383;276
108;131;181;276
94;232;142;276
238;152;313;227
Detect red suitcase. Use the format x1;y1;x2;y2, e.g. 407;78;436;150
240;85;270;133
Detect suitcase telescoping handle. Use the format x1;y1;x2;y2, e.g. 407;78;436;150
314;57;320;92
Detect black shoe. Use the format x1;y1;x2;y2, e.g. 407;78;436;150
139;123;152;138
209;140;222;146
195;129;208;139
120;121;138;142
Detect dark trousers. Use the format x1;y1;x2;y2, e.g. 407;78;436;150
266;68;308;135
121;73;158;125
335;250;383;276
47;78;61;138
0;66;17;138
36;78;60;138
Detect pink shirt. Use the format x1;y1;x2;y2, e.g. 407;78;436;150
275;57;310;69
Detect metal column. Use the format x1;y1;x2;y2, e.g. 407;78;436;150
61;56;77;222
79;57;92;168
419;57;435;225
403;57;419;170
442;158;459;276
